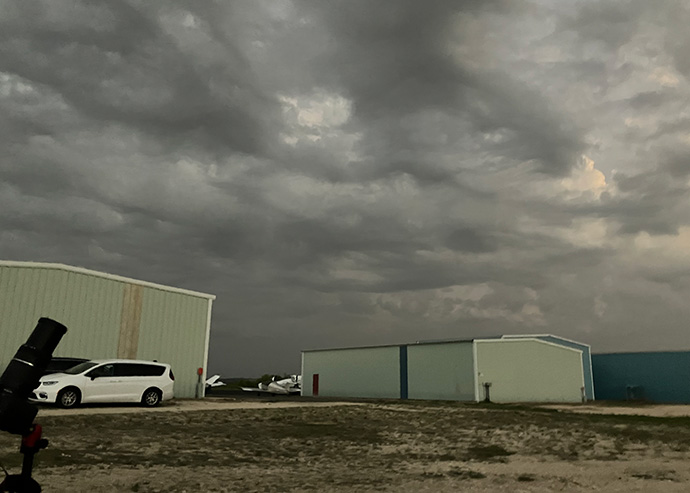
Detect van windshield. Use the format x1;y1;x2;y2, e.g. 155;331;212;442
63;361;99;375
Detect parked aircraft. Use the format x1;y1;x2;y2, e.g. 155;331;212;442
205;375;226;388
241;375;301;395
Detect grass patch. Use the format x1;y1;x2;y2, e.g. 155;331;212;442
630;470;677;481
517;473;536;482
447;468;486;479
466;445;514;461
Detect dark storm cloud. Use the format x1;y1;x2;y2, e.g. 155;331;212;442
658;3;690;77
560;151;690;237
610;171;688;235
466;78;585;176
626;91;675;111
651;118;690;141
0;1;277;156
303;0;484;117
3;0;690;376
662;150;690;178
445;227;498;253
296;0;586;177
560;1;641;48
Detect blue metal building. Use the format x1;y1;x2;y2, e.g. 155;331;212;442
592;351;690;403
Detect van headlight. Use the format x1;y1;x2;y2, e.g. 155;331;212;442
42;381;58;386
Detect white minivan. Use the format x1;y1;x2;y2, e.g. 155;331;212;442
32;359;175;408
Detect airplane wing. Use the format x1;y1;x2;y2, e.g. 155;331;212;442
205;375;226;388
240;386;276;394
241;375;302;395
241;383;290;395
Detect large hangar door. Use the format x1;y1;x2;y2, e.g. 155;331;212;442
475;339;584;403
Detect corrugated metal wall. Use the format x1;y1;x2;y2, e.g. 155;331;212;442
407;342;475;401
476;339;584;403
137;288;210;398
301;346;401;398
0;265;122;360
503;335;595;401
301;337;589;403
0;263;213;399
592;351;690;403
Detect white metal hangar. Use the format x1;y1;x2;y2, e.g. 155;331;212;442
0;261;215;398
301;335;592;403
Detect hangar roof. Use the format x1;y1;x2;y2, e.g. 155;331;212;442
302;334;588;353
0;260;215;300
304;336;499;353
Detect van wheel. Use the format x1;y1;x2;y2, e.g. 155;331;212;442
57;387;81;409
142;388;162;407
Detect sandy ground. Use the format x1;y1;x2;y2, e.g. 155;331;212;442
38;397;690;418
1;399;689;492
37;397;364;417
542;403;690;417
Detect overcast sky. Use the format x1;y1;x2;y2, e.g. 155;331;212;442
2;1;690;377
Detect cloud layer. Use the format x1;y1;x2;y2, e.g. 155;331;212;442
2;0;690;375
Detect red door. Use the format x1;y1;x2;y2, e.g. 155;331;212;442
312;374;319;396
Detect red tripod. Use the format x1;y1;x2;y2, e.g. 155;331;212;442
0;424;47;493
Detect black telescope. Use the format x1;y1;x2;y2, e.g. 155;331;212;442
0;318;67;492
0;318;67;435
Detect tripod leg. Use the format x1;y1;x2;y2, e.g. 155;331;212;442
0;474;41;493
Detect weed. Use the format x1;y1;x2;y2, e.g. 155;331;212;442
630;469;677;481
517;473;536;482
466;445;514;461
447;468;486;479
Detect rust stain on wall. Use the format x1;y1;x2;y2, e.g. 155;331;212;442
118;283;143;359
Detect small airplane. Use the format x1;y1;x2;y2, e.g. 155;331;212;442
241;375;302;395
205;375;226;388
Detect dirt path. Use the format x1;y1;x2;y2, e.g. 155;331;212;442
37;397;364;417
541;403;690;417
39;399;690;418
